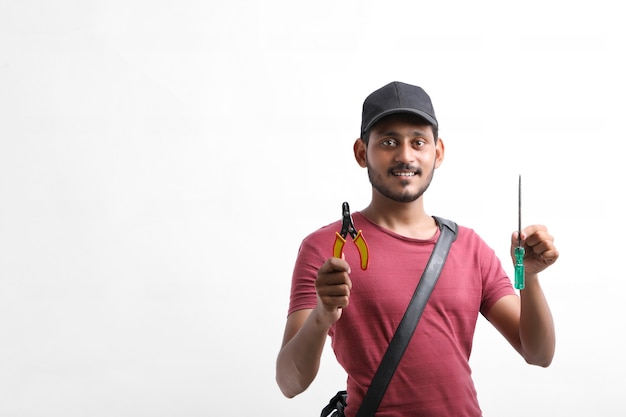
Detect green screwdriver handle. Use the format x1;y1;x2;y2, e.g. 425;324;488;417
514;246;525;290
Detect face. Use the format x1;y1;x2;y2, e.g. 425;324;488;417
355;114;444;203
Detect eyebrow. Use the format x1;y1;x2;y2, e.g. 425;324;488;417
378;129;430;137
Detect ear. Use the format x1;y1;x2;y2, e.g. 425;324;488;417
434;137;445;168
353;138;367;168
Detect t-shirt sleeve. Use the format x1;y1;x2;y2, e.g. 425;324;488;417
287;233;327;316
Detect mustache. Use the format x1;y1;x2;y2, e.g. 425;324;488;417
388;164;422;176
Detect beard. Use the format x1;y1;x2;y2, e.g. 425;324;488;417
366;162;435;203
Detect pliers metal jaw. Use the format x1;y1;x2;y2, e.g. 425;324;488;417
332;202;369;270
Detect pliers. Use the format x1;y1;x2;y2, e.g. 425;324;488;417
332;202;369;270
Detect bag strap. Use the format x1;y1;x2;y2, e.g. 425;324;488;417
355;216;458;417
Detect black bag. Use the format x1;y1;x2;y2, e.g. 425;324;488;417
320;217;457;417
320;390;347;417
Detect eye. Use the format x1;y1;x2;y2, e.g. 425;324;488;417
381;138;397;147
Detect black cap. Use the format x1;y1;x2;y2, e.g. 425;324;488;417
360;81;437;137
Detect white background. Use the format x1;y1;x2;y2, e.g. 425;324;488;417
1;1;624;416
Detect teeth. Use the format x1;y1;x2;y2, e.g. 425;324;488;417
393;172;415;176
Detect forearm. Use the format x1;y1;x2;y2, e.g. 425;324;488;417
519;274;555;367
276;307;333;398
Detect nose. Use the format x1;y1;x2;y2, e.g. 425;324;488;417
394;141;415;163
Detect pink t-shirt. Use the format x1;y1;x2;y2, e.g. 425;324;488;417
288;212;515;417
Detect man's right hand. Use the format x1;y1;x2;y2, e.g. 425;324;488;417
314;257;353;325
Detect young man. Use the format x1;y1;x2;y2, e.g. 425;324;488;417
276;81;558;416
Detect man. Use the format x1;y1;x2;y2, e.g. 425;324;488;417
276;81;558;416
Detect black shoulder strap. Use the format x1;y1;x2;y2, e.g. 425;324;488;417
355;217;458;417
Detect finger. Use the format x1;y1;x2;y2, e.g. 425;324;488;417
510;231;521;246
316;277;352;309
525;232;559;264
320;293;350;310
540;250;559;264
524;229;553;249
521;225;549;242
529;241;559;261
318;257;351;275
317;280;352;298
317;259;353;289
318;271;352;289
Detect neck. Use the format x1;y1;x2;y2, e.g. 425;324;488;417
360;194;437;239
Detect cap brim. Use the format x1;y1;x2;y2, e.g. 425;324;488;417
362;108;438;135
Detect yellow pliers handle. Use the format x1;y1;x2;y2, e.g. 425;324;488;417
333;230;369;270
